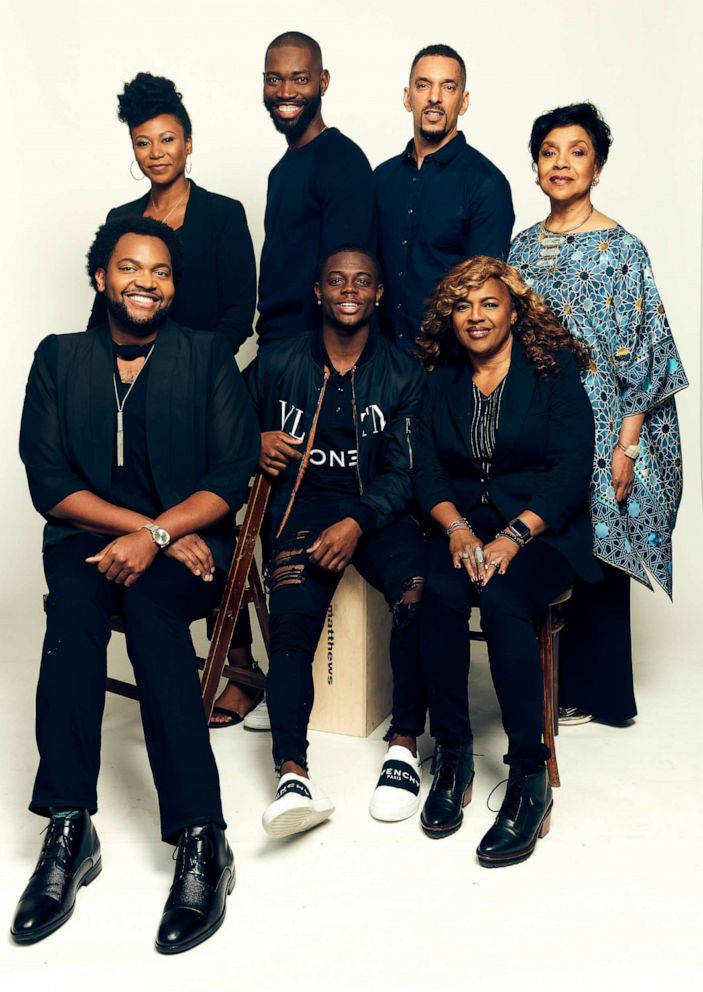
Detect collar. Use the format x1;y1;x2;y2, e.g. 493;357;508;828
402;130;466;167
112;341;157;360
311;328;377;372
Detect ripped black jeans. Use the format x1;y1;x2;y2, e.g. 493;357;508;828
265;506;427;770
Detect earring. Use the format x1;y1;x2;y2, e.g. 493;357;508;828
130;160;145;181
317;299;321;306
592;176;600;187
186;154;192;175
375;301;380;307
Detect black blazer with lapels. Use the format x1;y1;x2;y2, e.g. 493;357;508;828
414;340;601;582
87;181;257;353
19;320;260;570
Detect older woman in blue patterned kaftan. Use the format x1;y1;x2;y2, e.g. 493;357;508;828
509;102;687;725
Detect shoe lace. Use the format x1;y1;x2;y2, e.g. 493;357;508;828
37;819;74;869
172;830;215;881
487;778;525;820
435;745;461;789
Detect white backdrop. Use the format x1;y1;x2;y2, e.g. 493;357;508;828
1;0;700;661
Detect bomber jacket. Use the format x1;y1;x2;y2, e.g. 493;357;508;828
245;331;426;545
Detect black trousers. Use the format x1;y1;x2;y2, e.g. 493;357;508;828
558;562;636;722
265;507;427;769
31;533;226;843
420;506;575;775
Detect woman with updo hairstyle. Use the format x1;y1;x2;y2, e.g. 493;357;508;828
88;72;260;724
414;256;598;866
509;102;688;728
88;71;256;354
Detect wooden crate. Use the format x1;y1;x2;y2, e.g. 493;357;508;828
309;566;393;737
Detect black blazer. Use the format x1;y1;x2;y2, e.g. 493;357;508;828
20;320;260;570
415;342;601;582
88;181;257;353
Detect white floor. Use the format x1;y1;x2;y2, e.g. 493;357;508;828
1;616;701;992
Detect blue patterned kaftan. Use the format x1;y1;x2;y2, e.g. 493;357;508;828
509;223;688;596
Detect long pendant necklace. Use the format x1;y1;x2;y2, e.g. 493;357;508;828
150;180;190;225
112;344;155;466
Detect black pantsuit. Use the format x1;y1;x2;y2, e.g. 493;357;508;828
33;534;225;843
421;506;574;773
415;342;600;775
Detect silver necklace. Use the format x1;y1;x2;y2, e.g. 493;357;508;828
112;344;155;466
149;180;190;225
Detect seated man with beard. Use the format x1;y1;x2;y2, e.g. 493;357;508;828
12;216;259;954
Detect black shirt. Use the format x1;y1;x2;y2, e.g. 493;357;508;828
257;128;375;345
111;343;162;519
88;182;257;353
374;132;514;355
298;359;359;502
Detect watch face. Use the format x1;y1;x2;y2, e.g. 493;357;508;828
153;527;170;547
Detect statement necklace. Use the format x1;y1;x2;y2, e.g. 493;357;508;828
538;205;594;269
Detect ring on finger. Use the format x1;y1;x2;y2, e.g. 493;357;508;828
460;551;471;559
489;560;501;568
474;547;485;563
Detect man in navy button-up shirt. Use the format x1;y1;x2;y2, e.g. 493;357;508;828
374;44;514;355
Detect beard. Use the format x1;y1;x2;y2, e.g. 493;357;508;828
264;91;322;138
419;121;450;144
106;296;171;338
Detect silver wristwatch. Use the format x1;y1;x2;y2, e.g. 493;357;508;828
142;523;171;549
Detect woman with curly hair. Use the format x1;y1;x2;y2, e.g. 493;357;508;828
414;256;600;866
89;72;256;355
509;103;688;727
88;72;260;725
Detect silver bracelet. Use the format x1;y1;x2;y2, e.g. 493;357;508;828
446;517;473;536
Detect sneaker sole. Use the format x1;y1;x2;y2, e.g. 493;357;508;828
263;802;334;839
369;793;421;822
558;714;593;726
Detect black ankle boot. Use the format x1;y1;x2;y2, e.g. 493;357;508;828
156;824;235;954
476;766;552;868
11;810;101;944
420;740;474;839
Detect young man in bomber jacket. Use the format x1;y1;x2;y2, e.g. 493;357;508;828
246;245;428;838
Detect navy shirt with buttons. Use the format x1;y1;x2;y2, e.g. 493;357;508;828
373;132;514;355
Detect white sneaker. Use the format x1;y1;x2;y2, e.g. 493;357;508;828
369;745;422;822
243;696;271;731
262;773;335;839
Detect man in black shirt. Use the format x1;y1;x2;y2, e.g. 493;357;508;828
374;44;515;355
246;246;428;838
12;217;259;953
257;32;375;345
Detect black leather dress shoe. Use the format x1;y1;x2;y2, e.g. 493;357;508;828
477;767;552;868
11;810;101;944
420;741;474;839
156;824;235;955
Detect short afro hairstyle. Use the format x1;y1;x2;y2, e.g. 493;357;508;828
86;215;184;291
117;72;192;139
266;31;323;68
410;44;466;88
529;102;612;169
317;244;382;283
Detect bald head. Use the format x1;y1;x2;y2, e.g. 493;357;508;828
266;31;323;72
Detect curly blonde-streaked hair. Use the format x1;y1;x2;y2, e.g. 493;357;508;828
416;256;591;375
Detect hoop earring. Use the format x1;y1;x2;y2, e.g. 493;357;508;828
130;160;145;181
186;154;192;175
